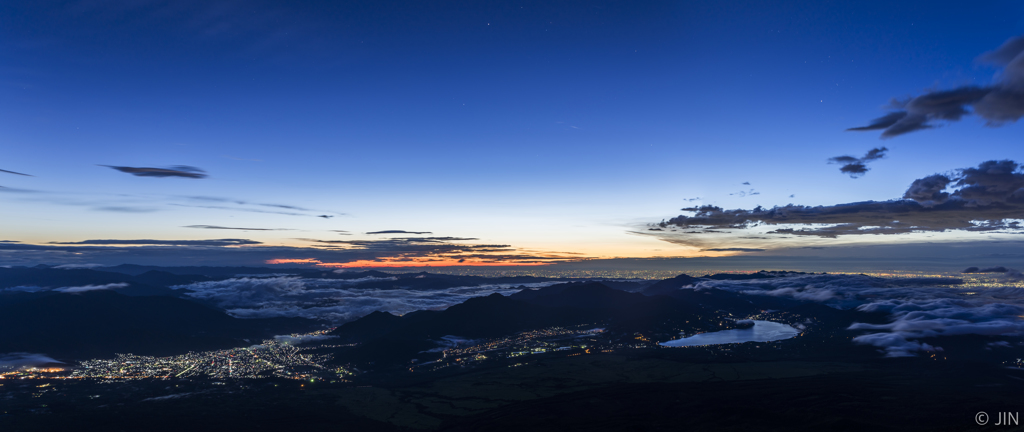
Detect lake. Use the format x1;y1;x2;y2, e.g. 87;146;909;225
658;320;801;347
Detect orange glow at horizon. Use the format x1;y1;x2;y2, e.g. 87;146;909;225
265;258;551;268
266;258;321;265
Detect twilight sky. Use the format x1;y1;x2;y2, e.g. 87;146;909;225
2;1;1023;270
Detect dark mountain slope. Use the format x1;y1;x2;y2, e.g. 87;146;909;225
640;273;702;296
0;291;318;359
329;282;741;365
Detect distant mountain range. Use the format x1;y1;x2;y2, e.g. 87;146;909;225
326;281;770;365
0;265;843;362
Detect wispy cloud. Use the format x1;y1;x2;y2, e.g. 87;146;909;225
174;196;345;218
0;168;32;177
171;203;329;218
0;186;39;193
729;188;760;197
50;239;261;246
0;352;63;369
94;206;159;213
184;225;294;231
366;230;433;235
54;282;129;293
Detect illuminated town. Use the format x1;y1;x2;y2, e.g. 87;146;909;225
55;329;354;382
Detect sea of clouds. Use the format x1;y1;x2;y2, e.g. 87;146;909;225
172;276;561;324
684;274;1024;357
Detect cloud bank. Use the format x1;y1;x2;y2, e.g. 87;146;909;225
684;273;1024;357
173;276;561;323
0;234;582;268
656;160;1024;246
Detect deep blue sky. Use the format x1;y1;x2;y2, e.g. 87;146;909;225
2;1;1023;268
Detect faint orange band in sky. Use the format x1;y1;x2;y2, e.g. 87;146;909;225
266;258;550;268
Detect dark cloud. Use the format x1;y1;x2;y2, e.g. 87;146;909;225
838;162;868;176
846;111;908;132
962;266;1009;273
828;147;887;178
658;160;1024;240
902;174;952;207
102;165;207;179
366;230;433;235
184;225;292;231
0;168;32;177
50;239;261;246
297;237;525;262
318;215;333;219
955;160;1024;205
862;147;888;161
850;36;1024;138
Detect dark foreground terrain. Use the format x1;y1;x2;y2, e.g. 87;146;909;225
1;267;1018;431
3;353;1022;432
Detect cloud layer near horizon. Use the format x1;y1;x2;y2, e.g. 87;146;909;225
653;160;1024;249
0;234;581;268
173;276;561;323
